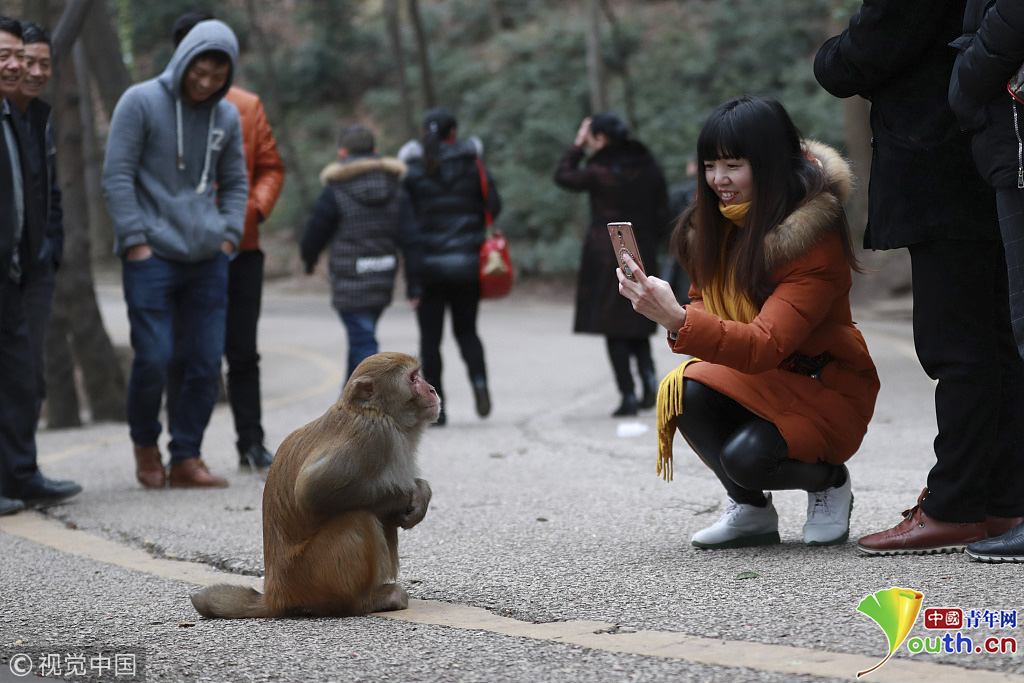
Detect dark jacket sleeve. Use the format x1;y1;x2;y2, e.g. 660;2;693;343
398;187;423;299
957;0;1024;104
553;146;595;192
45;117;63;268
814;0;956;98
299;186;339;273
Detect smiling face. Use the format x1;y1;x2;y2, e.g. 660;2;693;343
19;41;51;102
0;29;24;100
704;157;754;206
181;57;230;105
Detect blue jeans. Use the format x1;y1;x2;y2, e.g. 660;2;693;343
123;253;228;464
338;308;383;379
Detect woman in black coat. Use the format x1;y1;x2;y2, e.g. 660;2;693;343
555;113;671;416
401;108;502;425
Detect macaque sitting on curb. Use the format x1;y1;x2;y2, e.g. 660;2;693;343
191;352;441;618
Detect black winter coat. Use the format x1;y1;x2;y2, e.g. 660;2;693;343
1;100;47;281
949;0;1024;189
401;138;501;293
554;141;670;337
814;0;999;249
300;156;407;313
24;98;63;269
0;102;15;285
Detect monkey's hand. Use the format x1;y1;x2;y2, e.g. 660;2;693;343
398;478;432;530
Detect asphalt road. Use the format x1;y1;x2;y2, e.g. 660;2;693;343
1;278;1021;683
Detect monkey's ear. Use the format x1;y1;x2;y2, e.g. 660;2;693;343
352;377;374;402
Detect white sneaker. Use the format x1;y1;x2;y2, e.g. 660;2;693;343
691;493;780;549
803;466;853;546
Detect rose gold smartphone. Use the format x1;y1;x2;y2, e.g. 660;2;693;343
608;222;645;281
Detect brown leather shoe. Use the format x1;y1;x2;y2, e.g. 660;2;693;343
857;488;986;556
134;445;166;489
168;458;229;488
988;515;1024;538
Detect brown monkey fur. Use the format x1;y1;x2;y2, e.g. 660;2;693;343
190;352;441;618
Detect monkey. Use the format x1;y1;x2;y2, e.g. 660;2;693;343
190;352;441;618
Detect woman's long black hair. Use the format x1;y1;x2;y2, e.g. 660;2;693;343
421;107;457;175
673;95;858;305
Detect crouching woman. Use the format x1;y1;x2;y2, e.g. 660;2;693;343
617;95;879;549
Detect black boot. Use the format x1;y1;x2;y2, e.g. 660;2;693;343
472;378;491;418
612;393;639;417
640;370;658;409
0;495;25;516
431;388;447;427
432;407;447;427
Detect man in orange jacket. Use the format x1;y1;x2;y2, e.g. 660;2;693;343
172;13;285;471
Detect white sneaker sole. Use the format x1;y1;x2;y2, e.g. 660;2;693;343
692;531;781;550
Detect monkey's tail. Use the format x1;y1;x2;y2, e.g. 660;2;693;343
190;584;272;619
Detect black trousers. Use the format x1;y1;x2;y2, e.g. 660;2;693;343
0;277;42;496
224;250;266;452
605;336;653;397
168;249;266;453
416;280;487;400
997;188;1024;359
677;379;843;506
909;239;1024;522
22;259;54;418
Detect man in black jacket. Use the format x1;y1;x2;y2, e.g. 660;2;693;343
815;0;1024;556
0;16;80;513
948;0;1024;563
8;21;62;427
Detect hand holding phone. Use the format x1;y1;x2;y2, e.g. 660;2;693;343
608;222;645;282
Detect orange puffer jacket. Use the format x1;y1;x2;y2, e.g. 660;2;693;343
226;86;285;251
670;141;879;465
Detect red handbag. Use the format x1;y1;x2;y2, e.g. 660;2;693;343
475;159;513;299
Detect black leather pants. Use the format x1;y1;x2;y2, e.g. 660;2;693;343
676;379;844;506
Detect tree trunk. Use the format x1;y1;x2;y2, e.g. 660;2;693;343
81;0;132;120
586;0;607;113
601;0;636;130
383;0;416;140
72;41;115;263
243;0;312;236
408;0;436;110
51;35;127;424
51;0;95;59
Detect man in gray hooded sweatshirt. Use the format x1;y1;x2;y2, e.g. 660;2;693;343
103;19;247;489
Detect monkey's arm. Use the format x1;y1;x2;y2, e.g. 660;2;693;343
294;450;420;521
396;478;432;530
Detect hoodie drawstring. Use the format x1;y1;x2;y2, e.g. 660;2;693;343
175;100;217;195
197;108;216;195
176;99;185;171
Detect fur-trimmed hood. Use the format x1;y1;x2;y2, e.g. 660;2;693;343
682;140;853;274
319;156;406;186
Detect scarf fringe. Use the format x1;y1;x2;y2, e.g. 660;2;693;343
656;359;699;482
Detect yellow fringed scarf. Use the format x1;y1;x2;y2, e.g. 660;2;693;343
655;202;759;482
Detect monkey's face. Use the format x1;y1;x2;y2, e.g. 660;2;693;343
407;368;442;423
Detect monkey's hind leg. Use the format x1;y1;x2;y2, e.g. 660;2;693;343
271;511;406;617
